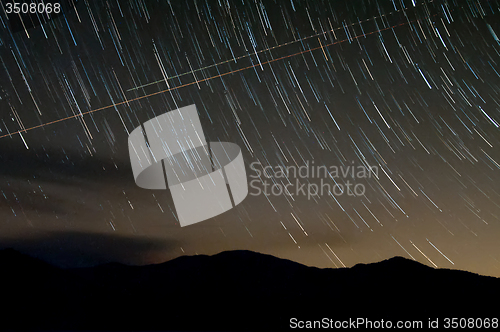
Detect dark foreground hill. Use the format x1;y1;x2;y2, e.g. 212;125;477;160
0;248;498;331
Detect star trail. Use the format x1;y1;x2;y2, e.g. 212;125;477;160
0;0;500;278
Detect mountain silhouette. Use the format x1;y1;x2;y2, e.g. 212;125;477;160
0;249;497;331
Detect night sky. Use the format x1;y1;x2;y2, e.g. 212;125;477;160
1;0;500;277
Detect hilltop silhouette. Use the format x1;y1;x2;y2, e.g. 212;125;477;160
0;249;497;331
